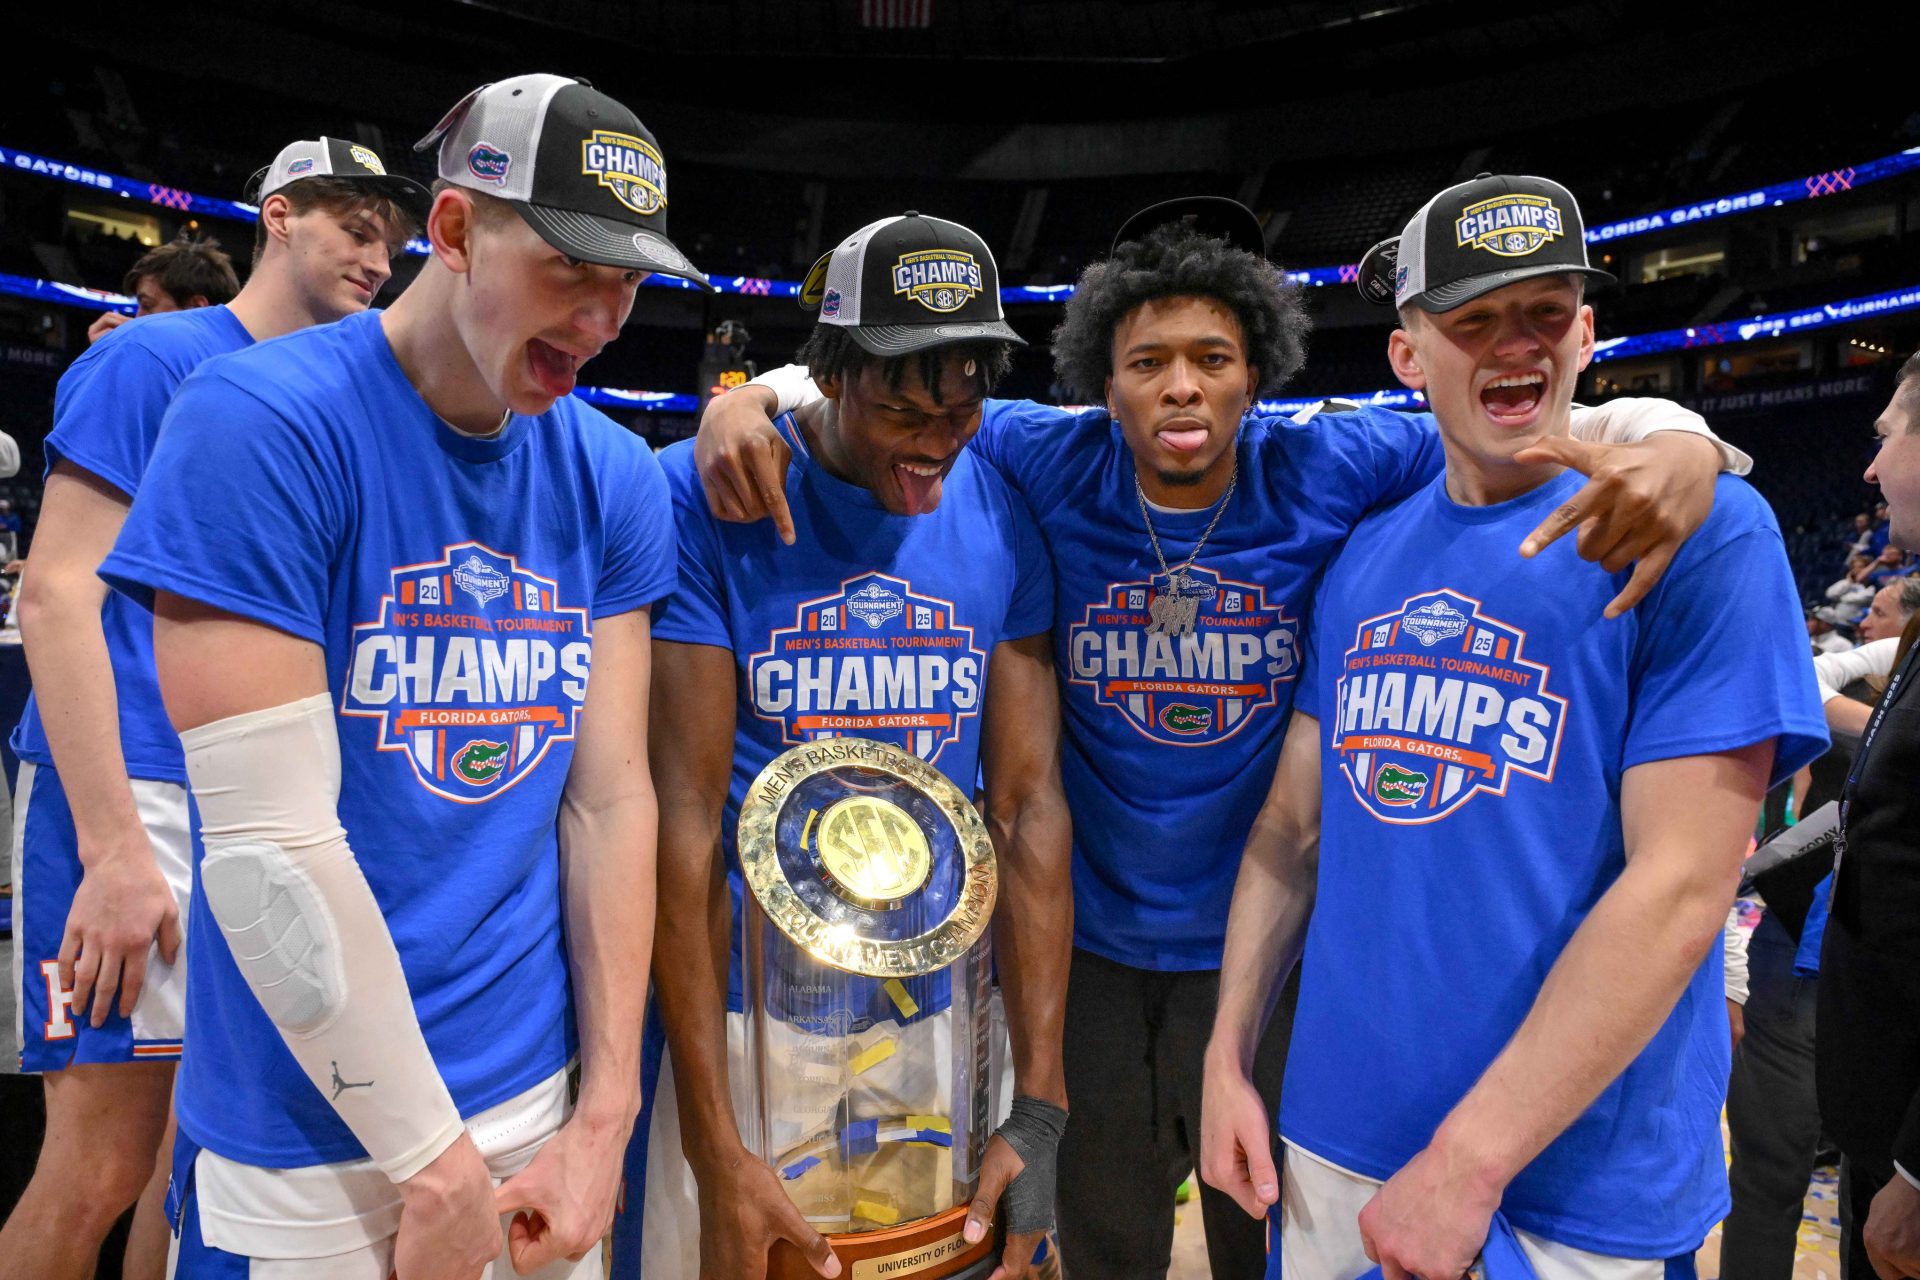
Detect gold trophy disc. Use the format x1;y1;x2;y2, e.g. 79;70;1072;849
815;797;932;907
738;738;996;979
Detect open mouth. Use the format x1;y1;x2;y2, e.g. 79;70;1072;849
527;338;581;398
1480;370;1547;424
893;458;951;516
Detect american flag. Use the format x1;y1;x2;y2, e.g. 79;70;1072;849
861;0;932;27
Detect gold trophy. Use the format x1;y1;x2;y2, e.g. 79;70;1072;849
737;738;999;1280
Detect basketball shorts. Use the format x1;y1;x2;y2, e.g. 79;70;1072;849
166;1069;597;1279
11;760;192;1071
1269;1141;1699;1280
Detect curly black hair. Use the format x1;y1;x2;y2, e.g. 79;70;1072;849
1050;221;1310;402
793;325;1018;406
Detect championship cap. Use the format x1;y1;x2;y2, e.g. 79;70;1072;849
799;212;1024;356
1358;174;1614;313
247;138;431;220
414;73;712;290
1111;196;1265;258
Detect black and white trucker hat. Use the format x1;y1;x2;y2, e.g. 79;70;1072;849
415;73;712;290
1357;173;1614;313
798;212;1025;356
247;138;431;218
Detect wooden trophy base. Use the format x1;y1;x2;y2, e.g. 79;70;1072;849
768;1203;998;1280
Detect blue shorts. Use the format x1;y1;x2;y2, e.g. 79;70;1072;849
11;761;191;1071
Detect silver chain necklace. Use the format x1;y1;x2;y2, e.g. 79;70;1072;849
1134;460;1237;637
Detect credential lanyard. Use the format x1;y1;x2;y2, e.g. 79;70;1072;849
1840;639;1920;845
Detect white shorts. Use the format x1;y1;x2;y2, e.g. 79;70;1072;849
1279;1142;1669;1280
12;760;193;1070
169;1069;599;1280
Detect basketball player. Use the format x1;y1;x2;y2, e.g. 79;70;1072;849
2;137;424;1280
693;197;1743;1278
87;231;242;344
97;75;703;1278
641;212;1070;1280
1200;174;1827;1278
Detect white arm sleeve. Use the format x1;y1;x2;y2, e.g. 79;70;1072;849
181;693;465;1182
744;363;824;417
1813;637;1898;702
0;430;20;480
1567;398;1752;475
1722;905;1751;1005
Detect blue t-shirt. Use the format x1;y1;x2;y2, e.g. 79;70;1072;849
968;399;1445;969
13;306;254;782
653;416;1052;1010
1284;469;1828;1256
101;310;676;1168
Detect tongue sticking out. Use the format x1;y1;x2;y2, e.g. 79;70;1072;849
1481;382;1541;422
1159;427;1209;454
528;339;577;398
894;464;944;516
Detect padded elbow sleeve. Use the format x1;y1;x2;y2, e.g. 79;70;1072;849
182;694;465;1181
200;839;344;1034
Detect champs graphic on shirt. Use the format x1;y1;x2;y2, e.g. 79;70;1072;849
747;572;984;764
1066;566;1299;747
1330;590;1565;824
342;542;591;803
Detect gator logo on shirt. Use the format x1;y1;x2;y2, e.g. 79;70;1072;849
1373;763;1428;806
1331;589;1566;825
1068;567;1299;748
747;572;985;764
1159;703;1212;736
341;542;592;804
452;739;510;786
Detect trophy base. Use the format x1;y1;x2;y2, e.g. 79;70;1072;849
769;1203;996;1280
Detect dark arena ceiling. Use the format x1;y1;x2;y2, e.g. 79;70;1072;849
28;1;1889;182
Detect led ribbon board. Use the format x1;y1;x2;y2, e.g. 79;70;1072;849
14;140;1911;301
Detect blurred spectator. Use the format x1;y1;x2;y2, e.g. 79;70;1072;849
1867;499;1892;558
1865;543;1915;587
0;499;22;563
1807;612;1854;655
1824;553;1878;623
1846;512;1875;557
1858;576;1920;647
86;231;242;345
1819;607;1920;748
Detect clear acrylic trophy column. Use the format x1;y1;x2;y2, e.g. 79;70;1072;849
737;739;999;1280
